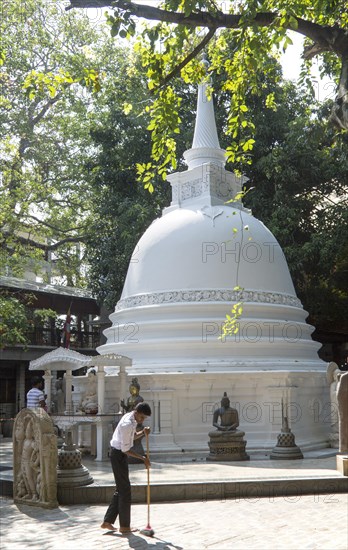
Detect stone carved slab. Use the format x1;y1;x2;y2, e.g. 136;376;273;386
337;371;348;453
13;408;58;508
326;362;340;448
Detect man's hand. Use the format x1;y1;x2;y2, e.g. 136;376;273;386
134;426;151;439
143;455;151;469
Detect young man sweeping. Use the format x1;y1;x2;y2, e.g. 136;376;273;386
101;401;152;534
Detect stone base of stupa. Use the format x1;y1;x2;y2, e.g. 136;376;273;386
57;465;94;487
102;368;330;454
207;429;249;461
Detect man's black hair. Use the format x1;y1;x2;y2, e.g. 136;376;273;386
135;402;152;416
31;376;43;387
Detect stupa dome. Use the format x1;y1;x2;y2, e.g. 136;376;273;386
121;205;296;301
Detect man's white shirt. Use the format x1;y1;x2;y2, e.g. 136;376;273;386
110;411;137;453
26;387;45;408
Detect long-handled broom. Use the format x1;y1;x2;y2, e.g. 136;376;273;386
140;431;155;537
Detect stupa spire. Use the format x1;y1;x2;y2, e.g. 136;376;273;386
184;55;226;169
165;54;245;213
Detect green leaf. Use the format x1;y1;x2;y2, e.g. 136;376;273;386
123;102;133;115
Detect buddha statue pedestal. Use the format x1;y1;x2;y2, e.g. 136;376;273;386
207;429;249;461
207;392;249;461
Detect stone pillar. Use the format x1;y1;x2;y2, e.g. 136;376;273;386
64;370;73;415
97;366;105;414
17;364;26;412
50;371;57;414
119;364;127;412
43;370;53;413
95;421;110;461
153;400;160;434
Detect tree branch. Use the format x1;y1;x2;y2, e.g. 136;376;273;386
330;55;348;130
2;231;87;252
67;0;347;54
29;95;61;127
67;0;348;129
156;27;215;91
24;214;87;234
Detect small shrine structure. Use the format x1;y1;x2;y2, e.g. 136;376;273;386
28;348;128;460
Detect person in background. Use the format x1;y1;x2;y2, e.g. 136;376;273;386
26;377;46;409
101;401;152;534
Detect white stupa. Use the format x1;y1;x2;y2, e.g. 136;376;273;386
98;75;329;452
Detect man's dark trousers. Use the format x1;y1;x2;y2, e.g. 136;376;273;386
103;448;131;527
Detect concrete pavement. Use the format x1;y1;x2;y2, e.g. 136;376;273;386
1;492;347;549
2;437;347;504
1;437;347;549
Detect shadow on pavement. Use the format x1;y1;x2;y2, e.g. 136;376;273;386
102;530;183;550
15;503;70;521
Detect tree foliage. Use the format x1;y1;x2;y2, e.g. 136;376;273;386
0;0;107;283
242;77;348;328
68;0;348;185
0;290;57;348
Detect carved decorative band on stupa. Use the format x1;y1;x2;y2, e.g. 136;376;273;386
115;289;302;311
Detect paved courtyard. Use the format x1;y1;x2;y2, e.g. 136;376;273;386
1;492;347;550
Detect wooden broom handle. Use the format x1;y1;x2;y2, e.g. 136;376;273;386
145;431;151;524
